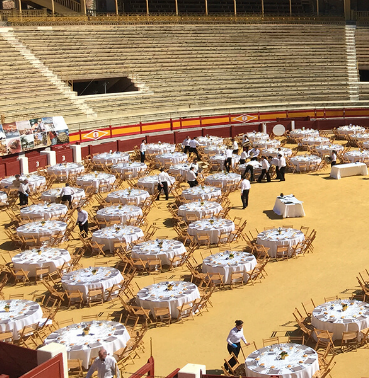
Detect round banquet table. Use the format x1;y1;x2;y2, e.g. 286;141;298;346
290;129;319;138
301;136;329;146
344;150;369;163
205;173;241;189
156;152;188;165
136;281;200;318
239;161;262;176
261;148;292;158
210;154;240;170
197;136;224;146
92;225;144;252
311;299;369;341
246;132;269;142
96;205;142;225
178;200;222;220
131;239;186;266
256;228;305;258
92;152;129;165
47;163;85;180
289;155;321;171
111;162;147;177
44;320;130;369
351;133;369;141
168;163;192;178
61;267;124;301
0;191;7;205
337;125;365;135
315;144;344;156
181;185;222;201
76;173;116;191
137;174;175;194
12;247;71;277
245;343;319;378
202;251;256;284
17;221;67;244
105;189;150;206
0;174;46;190
41;187;85;203
203;145;227;155
252;139;281;149
0;299;43;339
188;218;235;244
146;143;175;155
20;203;68;220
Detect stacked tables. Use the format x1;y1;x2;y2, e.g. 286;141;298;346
12;247;71;277
301;136;329;146
273;195;305;218
41;187;85;203
330;163;368;179
96;205;142;225
256;228;305;258
197;136;223;146
181;186;222;201
17;221;67;243
146;143;175;155
168;163;192;178
315;144;343;156
137;175;175;194
205;173;241;188
92;152;129;165
76;173;116;191
0;299;43;339
61;267;124;301
178;201;222;220
261;148;292;158
337;125;365;136
92;225;144;252
188;218;235;244
0;174;46;190
245;343;319;378
156;152;187;165
344;150;369;163
290;129;319;138
289;155;321;171
106;189;150;206
111;162;147;177
136;281;200;318
47;163;84;180
20;203;68;220
44;320;130;369
202;251;256;284
131;239;186;266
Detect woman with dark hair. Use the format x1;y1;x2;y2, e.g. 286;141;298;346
225;320;250;370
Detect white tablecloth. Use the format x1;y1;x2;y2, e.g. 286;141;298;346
245;343;319;378
41;187;85;203
168;163;192;178
261;148;292;158
197;136;223;146
131;239;186;266
202;251;256;284
137;175;175;194
0;175;46;190
12;247;71;277
0;300;43;339
178;201;222;220
301;136;329;146
181;186;222;201
146;143;175;155
312;300;369;341
204;145;227;155
47;163;85;179
337;125;365;135
44;321;130;369
351;133;369;141
156;152;188;165
210;154;240;169
96;205;142;224
315;144;344;156
111;162;147;177
252;139;281;149
62;267;124;301
246;132;269;142
93;152;129;165
92;225;144;252
330;162;368;179
239;161;262;176
136;281;200;318
20;203;68;220
289;155;321;171
344;150;369;163
257;228;305;258
106;189;150;205
273;195;305;218
0;191;7;205
188;218;235;244
17;221;67;242
290;129;319;138
76;173;116;191
205;173;241;188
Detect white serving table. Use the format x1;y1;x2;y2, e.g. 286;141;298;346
330;163;368;179
273;194;305;218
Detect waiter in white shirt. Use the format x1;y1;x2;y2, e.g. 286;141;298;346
225;320;250;370
249;147;260;159
224;148;233;173
19;179;30;206
257;156;271;182
140;140;146;163
182;136;191;154
331;150;337;167
157;168;170;200
239;150;248;165
189;138;200;160
242;135;251;152
76;206;88;237
60;183;75;208
278;153;286;181
232;138;239;155
190;159;199;174
186;167;198;187
86;348;120;378
240;178;250;209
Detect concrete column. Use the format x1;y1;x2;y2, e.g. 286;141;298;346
344;0;351;20
262;123;267;133
291;120;295;130
71;144;82;163
40;150;56;166
37;343;68;378
19;156;29;175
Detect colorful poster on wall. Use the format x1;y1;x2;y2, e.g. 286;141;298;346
20;134;35;151
0;125;6;141
34;132;49;148
42;117;55;132
53;116;70;144
0;140;7;156
3;122;20;139
29;118;44;133
6;137;22;154
16;120;32;136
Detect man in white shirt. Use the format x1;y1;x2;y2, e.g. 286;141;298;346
232;138;239;155
19;179;30;206
257;156;271;182
189;138;200;160
331;150;337;167
240;178;251;209
190;159;199;174
249;147;260;158
182;136;191;154
86;348;120;378
224;148;233;173
157;168;170;200
186;167;198;187
239;150;248;165
140;140;146;163
60;183;75;208
76;206;89;237
242;135;251;153
278;153;286;181
225;320;250;370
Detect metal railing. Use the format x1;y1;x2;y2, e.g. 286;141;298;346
54;0;81;12
0;8;47;21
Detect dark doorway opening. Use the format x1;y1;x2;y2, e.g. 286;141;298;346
359;70;369;82
71;77;139;96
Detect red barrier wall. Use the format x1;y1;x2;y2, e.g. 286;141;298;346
118;138;143;152
55;149;73;164
146;133;175;144
5;160;20;176
0;164;5;179
81;146;90;159
28;155;47;173
90;141;118;155
174;130;202;144
203;126;231;138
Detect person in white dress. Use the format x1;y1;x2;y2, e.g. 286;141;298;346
140;140;146;163
86;348;120;378
225;320;250;370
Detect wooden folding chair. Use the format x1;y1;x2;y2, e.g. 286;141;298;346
152;307;171;326
67;359;83;377
341;331;359;352
262;336;279;347
86;287;104;307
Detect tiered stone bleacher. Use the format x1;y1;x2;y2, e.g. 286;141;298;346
355;26;369;100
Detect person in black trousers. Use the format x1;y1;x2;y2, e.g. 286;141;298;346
257;156;271;183
225;320;250;370
140;140;146;163
157;168;170;200
76;207;89;237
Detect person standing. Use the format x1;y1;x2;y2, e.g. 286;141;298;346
182;136;191;154
140;140;146;163
186;166;198;187
242;135;251;153
60;183;75;208
189;137;200;160
86;348;120;378
278;153;286;181
240;177;250;209
331;150;337;167
224;147;233;173
249;147;260;159
19;179;30;206
225;320;250;370
190;159;199;175
232;138;239;155
239;150;248;165
13;174;22;205
157;168;170;200
257;156;271;182
76;206;89;237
